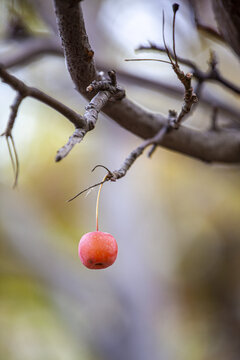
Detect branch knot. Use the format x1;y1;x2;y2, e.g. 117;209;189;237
86;70;125;101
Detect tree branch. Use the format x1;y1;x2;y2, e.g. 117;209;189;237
1;93;24;187
55;71;125;161
1;35;239;127
54;0;97;95
212;0;240;58
136;43;240;95
2;36;62;69
0;65;85;128
53;0;240;164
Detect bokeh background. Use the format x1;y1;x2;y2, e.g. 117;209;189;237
0;1;240;360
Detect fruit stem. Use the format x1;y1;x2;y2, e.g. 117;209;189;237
96;175;108;231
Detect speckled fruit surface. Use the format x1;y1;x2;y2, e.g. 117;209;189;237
78;231;118;269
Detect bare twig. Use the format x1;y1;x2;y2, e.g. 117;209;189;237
161;5;198;128
55;127;87;162
129;5;198;130
67;164;113;201
148;110;177;157
67;179;107;202
4;93;24;136
1;93;24;187
55;90;110;161
67;120;172;202
136;44;240;95
111;125;170;181
125;58;172;65
9;135;20;188
136;43;198;70
56;71;125;161
172;3;179;66
173;72;198;128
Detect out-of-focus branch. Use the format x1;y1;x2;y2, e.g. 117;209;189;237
1;35;239;126
188;0;224;42
137;43;240;95
2;36;62;69
212;0;240;58
0;65;85;128
0;64;125;165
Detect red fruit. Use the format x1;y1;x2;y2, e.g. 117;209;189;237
78;231;118;269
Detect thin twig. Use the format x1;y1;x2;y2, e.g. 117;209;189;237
172;3;179;66
162;10;174;66
10;135;19;188
67;123;171;202
1;93;24;187
110;125;170;180
6;136;15;176
67;179;109;202
125;58;172;65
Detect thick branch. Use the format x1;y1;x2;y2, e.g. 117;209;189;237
54;0;97;94
53;0;240;164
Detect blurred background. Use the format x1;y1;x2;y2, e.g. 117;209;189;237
0;1;240;360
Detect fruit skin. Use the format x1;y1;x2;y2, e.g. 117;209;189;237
78;231;118;269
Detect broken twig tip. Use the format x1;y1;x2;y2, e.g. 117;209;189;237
172;3;179;12
55;155;61;162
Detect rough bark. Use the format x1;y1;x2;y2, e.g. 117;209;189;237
53;0;240;164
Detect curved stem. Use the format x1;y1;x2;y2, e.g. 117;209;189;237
96;174;108;231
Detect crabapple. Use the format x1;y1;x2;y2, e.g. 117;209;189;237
78;231;118;269
77;172;118;270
